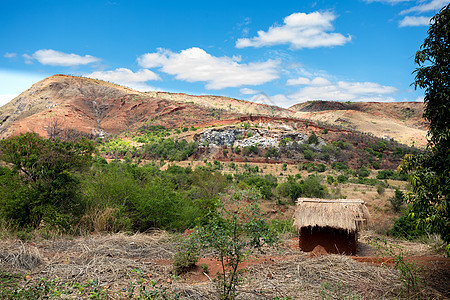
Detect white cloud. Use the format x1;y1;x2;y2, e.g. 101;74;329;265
235;11;351;49
27;49;101;66
240;88;259;95
138;47;280;89
268;76;399;107
4;52;17;58
0;94;19;107
289;78;397;102
286;76;332;86
310;77;331;85
86;68;160;91
400;0;448;15
399;15;431;26
250;93;292;107
22;54;33;64
415;95;425;102
286;77;311;86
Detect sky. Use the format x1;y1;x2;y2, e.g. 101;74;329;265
0;0;448;108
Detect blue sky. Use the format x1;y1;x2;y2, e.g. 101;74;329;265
0;0;447;108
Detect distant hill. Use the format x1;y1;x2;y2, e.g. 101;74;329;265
290;101;426;147
0;75;427;147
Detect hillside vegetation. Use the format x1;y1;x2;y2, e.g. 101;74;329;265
0;75;448;299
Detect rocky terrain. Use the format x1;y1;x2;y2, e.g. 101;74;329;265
0;75;426;148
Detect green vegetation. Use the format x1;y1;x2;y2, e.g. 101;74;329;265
276;175;329;203
401;4;450;255
0;270;180;299
307;132;319;144
390;189;405;212
0;133;94;230
190;189;277;299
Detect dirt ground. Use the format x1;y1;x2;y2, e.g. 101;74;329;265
0;231;448;299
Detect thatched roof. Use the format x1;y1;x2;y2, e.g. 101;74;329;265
293;198;371;232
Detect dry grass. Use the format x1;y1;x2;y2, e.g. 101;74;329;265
0;241;42;270
0;231;447;299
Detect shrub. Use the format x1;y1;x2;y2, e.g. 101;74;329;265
376;183;386;195
390;189;405;212
279;137;292;147
303;149;314;160
336;174;348;183
265;147;279;158
332;162;348;170
0;133;94;230
172;241;200;275
193;189;277;299
316;164;326;172
327;175;335;184
358;166;371;178
276;181;303;203
307;132;319;144
302;175;329;198
243;145;258;156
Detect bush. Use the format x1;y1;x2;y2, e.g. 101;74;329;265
172;241;200;275
303;149;314;160
243;145;258;156
279;137;292;147
377;169;408;181
316;164;326;172
265;147;279;158
276;181;303;203
327;175;335;184
358;166;371;178
307;132;319;144
336;174;348;183
332;162;348;170
0;133;94;230
302;175;329;198
389;213;427;240
376;183;386;195
142;138;198;161
193;189;277;299
390;189;405;212
239;174;277;199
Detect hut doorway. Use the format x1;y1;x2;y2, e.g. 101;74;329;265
299;226;357;255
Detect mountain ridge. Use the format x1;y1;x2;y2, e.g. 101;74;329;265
0;74;427;147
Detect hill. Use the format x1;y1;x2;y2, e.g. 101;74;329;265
0;75;426;148
0;75;426;147
290;100;427;147
0;75;244;139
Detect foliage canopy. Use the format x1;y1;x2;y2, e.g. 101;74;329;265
401;4;450;254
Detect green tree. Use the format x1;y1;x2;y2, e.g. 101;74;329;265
307;132;319;144
0;133;94;228
401;4;450;255
390;189;405;213
193;189;277;299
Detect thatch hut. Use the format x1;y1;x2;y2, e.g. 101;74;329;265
293;198;370;255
